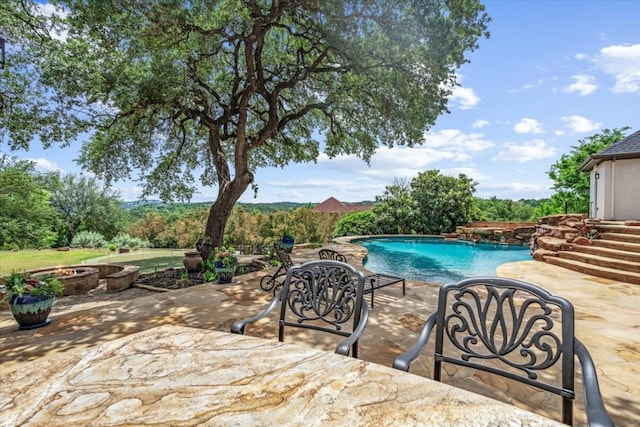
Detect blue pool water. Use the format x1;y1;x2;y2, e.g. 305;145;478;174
356;237;531;283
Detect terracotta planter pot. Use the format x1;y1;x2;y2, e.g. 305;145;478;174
183;251;203;272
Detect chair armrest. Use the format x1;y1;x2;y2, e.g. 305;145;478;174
336;302;370;357
574;338;615;427
230;291;282;335
392;313;437;372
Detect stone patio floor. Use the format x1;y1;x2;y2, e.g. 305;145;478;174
1;242;638;426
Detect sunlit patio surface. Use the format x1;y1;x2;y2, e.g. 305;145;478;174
1;243;638;426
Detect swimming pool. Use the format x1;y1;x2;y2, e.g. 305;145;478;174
355;237;531;284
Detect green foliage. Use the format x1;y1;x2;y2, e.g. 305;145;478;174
333;211;381;237
180;269;190;282
474;197;535;222
70;231;108;248
201;258;217;282
127;207;208;248
111;233;148;250
0;159;57;249
42;173;127;245
531;193;590;218
2;272;63;300
411;170;477;234
2;0;490;248
107;243;117;252
373;178;415;234
212;246;237;268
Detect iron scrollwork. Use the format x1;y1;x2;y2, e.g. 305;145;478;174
286;266;357;330
444;285;562;379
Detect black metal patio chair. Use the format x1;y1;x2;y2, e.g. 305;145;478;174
232;260;370;358
319;248;348;262
392;276;614;427
319;248;405;308
259;242;295;295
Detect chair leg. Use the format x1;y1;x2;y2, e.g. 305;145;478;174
369;278;375;308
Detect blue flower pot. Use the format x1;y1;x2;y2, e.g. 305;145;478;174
9;295;55;330
215;266;236;284
281;236;295;253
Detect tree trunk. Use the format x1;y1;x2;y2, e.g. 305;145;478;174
198;120;255;260
199;172;253;261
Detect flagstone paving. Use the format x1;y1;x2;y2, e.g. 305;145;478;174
1;243;638;426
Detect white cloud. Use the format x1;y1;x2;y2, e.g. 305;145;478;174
266;178;358;190
314;129;494;182
115;183;144;201
439;167;489;181
28;158;62;172
449;86;480;110
422;129;494;152
514;118;544;134
361;147;470;180
477;182;554;199
574;53;587;61
562;74;597;95
493;139;557;163
472;119;490;129
561;115;601;133
594;43;640;93
522;79;545;90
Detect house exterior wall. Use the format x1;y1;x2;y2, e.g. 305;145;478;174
613;159;640;220
591;159;640;220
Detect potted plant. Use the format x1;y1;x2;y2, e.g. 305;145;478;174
1;272;63;330
281;229;295;253
212;246;238;284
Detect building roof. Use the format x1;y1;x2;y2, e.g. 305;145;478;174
314;197;373;213
580;129;640;171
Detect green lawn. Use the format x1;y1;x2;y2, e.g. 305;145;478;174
0;248;188;275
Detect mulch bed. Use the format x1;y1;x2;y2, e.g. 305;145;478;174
135;261;266;290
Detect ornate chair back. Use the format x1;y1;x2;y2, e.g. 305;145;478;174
279;260;369;358
318;249;347;263
394;276;613;426
274;242;294;270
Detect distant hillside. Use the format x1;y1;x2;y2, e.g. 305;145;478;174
121;200;375;216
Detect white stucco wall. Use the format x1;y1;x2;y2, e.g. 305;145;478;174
613;159;640;220
592;159;640;220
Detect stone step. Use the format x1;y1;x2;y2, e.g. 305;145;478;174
590;223;640;236
590;238;640;253
542;256;640;285
572;244;640;263
597;232;640;245
558;251;640;274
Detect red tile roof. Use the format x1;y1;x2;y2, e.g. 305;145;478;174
314;197;373;213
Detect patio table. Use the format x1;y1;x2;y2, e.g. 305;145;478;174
0;325;564;426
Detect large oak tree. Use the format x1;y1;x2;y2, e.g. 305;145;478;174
1;0;490;256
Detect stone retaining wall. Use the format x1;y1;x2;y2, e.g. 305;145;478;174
530;214;590;260
455;221;536;246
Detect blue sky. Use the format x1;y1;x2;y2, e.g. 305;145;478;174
6;1;640;204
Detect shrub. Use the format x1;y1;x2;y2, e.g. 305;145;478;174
111;233;149;249
71;231;108;248
333;211;380;236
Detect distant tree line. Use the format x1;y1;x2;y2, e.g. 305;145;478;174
2;127;627;250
